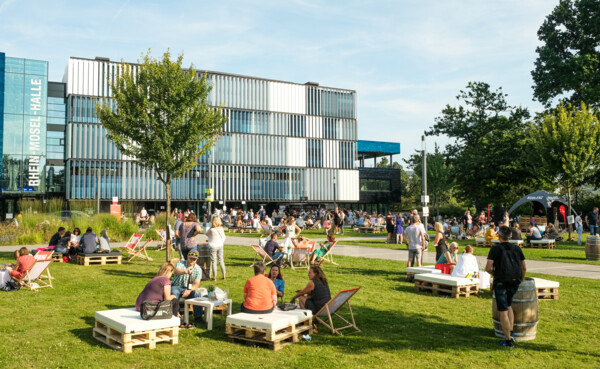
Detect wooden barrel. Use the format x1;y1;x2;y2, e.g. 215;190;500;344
585;236;600;261
492;278;538;341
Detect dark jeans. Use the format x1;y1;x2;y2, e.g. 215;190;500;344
240;303;274;314
171;286;203;319
590;225;598;236
526;235;542;244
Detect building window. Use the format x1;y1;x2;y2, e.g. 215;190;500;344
360;179;391;191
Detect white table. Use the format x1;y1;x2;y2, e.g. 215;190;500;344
184;297;232;330
0;270;10;288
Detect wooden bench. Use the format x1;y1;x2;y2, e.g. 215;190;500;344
531;277;559;300
93;308;179;353
405;265;441;282
529;239;555;249
77;252;122;266
226;310;313;351
414;274;479;298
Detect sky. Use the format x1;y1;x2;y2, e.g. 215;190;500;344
0;0;559;165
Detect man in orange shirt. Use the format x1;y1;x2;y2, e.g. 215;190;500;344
242;261;277;314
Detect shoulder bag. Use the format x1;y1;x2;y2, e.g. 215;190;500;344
140;300;173;320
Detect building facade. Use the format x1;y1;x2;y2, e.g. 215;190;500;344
64;57;359;211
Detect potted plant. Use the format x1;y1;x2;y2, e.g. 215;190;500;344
207;285;216;300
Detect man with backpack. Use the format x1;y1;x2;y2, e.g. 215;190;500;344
486;225;527;348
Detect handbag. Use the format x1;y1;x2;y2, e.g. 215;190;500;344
140;300;172;320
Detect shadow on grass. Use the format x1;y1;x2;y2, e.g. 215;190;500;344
102;269;155;279
317;305;586;356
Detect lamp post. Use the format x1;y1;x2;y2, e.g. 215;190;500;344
421;135;428;228
333;175;337;209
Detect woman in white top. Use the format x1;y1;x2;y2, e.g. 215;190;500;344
70;228;82;247
206;216;227;281
451;245;479;278
575;211;583;245
282;217;302;260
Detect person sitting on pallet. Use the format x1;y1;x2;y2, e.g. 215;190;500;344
510;222;522;240
290;266;331;317
266;264;285;304
311;234;336;265
451;245;479;278
8;247;35;281
544;223;560;241
485;222;499;244
171;250;203;328
77;227;99;254
526;223;542;246
136;263;181;323
435;242;459;274
241;262;277;314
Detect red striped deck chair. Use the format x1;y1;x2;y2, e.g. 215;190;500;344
251;244;275;267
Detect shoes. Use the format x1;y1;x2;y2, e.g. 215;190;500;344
499;340;514;348
510;331;515;342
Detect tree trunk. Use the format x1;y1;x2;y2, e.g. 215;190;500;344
165;181;172;262
567;186;572;241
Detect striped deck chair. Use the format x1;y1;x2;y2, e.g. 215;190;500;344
120;234;153;261
251;244;275;267
313;241;338;266
17;259;54;290
315;287;360;335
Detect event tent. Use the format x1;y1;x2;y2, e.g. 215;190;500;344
508;190;576;218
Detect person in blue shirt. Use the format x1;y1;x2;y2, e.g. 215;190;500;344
267;264;285;304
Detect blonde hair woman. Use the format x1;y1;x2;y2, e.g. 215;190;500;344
207;215;227;281
135;263;180;320
433;222;448;261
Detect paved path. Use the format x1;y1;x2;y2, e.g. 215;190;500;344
2;236;599;280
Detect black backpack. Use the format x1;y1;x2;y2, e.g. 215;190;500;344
496;243;522;284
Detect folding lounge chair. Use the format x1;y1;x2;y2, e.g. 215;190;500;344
120;234;153;262
17;259;54;290
155;229;167;251
313;241;338;266
291;240;315;270
34;251;54;280
250;244;275;267
315;287;361;335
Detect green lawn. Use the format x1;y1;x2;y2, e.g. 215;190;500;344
1;246;599;368
338;237;600;265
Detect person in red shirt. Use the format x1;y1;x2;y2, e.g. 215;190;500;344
9;247;35;280
242;261;277;314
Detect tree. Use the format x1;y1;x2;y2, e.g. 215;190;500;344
532;0;600;108
427;82;547;210
530;102;600;238
405;144;454;216
377;157;402;169
97;51;227;261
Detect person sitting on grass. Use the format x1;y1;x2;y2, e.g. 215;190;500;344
311;234;336;265
171;250;203;328
267;264;285;303
241;261;277;314
451;245;479;278
435;242;459;274
136;263;181;322
8;247;35;282
544;223;560;240
485;222;499;244
290;266;331;315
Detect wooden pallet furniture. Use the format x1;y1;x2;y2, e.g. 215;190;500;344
414;274;479;298
77;252;122;266
475;238;489;247
491;239;524;247
93;308;180;353
226;309;313;351
405;265;441;282
531;277;559;300
529;239;555;249
315;287;361;335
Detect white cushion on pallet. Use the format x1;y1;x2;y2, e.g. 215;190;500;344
226;309;312;330
531;239;554;244
415;273;479;286
95;308;180;333
406;266;441;274
531;277;559;288
475;238;486;242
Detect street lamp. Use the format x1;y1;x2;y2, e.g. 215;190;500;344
333;175;337;209
421;135;428;228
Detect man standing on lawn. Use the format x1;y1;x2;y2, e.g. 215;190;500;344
586;207;599;236
486;225;527;348
406;215;426;267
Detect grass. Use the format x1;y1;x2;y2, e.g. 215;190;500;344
1;246;599;368
337;237;600;266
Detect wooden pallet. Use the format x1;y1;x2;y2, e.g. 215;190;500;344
77;254;122;266
529;241;555;249
406;272;416;282
537;286;559;300
51;253;64;263
414;280;479;298
226;318;312;351
475;239;489;247
93;320;178;353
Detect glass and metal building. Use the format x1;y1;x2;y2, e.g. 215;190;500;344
63;57;359;210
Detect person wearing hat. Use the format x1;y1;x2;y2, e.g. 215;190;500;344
171;249;203;328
